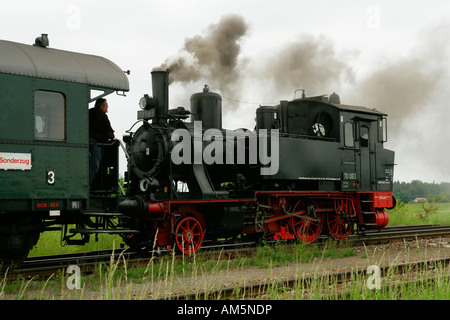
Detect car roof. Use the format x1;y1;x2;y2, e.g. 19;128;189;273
0;39;129;92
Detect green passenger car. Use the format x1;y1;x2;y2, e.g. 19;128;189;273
0;36;129;268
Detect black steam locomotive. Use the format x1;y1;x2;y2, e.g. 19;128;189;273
119;71;395;254
0;36;394;269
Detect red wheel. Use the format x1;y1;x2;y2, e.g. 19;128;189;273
174;216;203;254
290;200;323;243
327;212;354;240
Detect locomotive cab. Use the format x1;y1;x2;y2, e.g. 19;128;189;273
255;93;395;193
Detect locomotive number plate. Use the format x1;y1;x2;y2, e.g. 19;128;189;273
343;172;357;180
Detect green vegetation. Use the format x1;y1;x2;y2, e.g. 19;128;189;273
279;261;450;300
248;240;355;268
393;180;450;203
3;241;450;300
388;201;450;226
29;231;123;257
1;241;357;299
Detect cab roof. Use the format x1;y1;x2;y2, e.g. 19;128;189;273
330;103;387;117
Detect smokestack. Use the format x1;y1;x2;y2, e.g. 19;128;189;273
151;70;169;123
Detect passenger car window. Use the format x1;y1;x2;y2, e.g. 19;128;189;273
344;122;354;147
34;91;65;140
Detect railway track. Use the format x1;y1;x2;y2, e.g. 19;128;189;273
159;224;450;300
6;224;450;280
6;248;133;280
163;256;450;300
350;224;450;243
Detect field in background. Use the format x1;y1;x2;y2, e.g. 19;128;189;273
387;202;450;226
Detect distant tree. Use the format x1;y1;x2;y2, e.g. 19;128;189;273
393;180;450;203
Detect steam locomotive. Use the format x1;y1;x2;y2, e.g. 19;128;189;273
119;70;396;253
0;36;395;269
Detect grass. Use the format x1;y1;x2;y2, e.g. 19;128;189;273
2;241;450;300
282;261;450;300
2;240;357;299
28;230;123;257
388;202;450;226
247;240;355;268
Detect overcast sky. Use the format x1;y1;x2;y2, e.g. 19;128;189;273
2;0;450;183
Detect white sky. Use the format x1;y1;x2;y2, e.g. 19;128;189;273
1;0;450;183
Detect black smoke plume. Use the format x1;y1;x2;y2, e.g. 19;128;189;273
155;14;249;99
